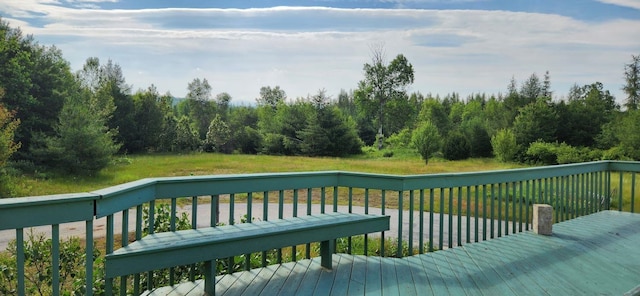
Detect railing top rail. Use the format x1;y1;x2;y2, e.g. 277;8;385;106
0;192;99;230
7;160;639;220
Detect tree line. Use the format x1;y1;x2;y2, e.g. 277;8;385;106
1;18;639;196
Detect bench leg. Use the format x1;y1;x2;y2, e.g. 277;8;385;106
204;260;215;296
320;240;335;269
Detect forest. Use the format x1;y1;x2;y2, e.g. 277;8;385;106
1;18;639;197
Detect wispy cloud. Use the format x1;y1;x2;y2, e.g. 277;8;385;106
596;0;640;10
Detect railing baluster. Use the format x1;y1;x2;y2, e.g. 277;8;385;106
229;193;236;273
490;184;495;239
277;190;283;263
619;172;624;211
333;186;338;213
381;189;386;256
121;209;129;294
348;187;354;254
457;187;462;246
525;180;530;231
632;172;636;213
52;224;60;296
482;185;487;241
17;228;25;295
419;189;425;254
439;188;444;249
305;189;312;260
511;182;522;233
364;188;369;255
134;204;142;294
397;190;403;257
169;199;176;286
474;186;479;243
211;195;219;227
429;189;435;252
291;190;297;261
466;186;471;244
518;181;523;232
106;213;115;294
263;191;269;224
246;192;253;270
320;187;326;214
448;188;453;248
408;190;414;255
85;219;93;295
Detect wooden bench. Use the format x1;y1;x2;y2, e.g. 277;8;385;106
105;212;389;295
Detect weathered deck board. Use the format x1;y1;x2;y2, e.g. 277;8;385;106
143;211;640;296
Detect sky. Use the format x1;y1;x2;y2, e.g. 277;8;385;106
1;0;639;105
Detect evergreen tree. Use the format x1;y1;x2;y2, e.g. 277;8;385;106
36;87;119;175
623;55;640;110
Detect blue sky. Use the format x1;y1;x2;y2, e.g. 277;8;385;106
1;0;639;104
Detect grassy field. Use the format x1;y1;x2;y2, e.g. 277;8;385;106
14;149;526;197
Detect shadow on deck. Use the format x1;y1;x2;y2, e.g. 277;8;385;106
144;211;640;296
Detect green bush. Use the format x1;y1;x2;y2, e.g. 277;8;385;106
602;146;632;160
491;129;518;162
526;141;558;165
443;132;471;161
385;128;412;149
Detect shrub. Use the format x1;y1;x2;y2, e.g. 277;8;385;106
491;129;519;162
385;128;412;149
526;141;558;165
443;132;471;161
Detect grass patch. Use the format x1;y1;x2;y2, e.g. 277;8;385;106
14;152;525;197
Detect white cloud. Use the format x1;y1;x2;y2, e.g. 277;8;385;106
1;3;638;103
596;0;640;10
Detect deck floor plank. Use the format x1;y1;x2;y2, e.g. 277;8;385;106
329;255;354;295
405;255;433;295
144;211;640;296
380;257;400;296
393;256;418;296
294;258;323;295
277;260;312;296
312;255;340;296
346;255;366;296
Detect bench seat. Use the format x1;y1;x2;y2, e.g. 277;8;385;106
105;212;389;295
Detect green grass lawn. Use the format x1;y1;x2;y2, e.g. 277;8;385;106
14;150;525;197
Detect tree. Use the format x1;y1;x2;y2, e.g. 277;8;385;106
298;90;362;156
0;20;74;160
174;115;200;151
491;129;518;162
130;86;165;152
417;98;450;137
355;44;414;149
617;110;640;160
512;98;558;151
443;132;471;161
186;78;215;139
411;121;441;165
0;90;20;197
204;114;231;153
560;82;618;147
228;106;261;154
256;86;286;108
623;55;640;110
215;92;232;120
35;87;119;175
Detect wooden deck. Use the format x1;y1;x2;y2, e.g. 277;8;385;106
142;210;640;295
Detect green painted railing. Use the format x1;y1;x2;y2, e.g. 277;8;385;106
0;160;638;295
